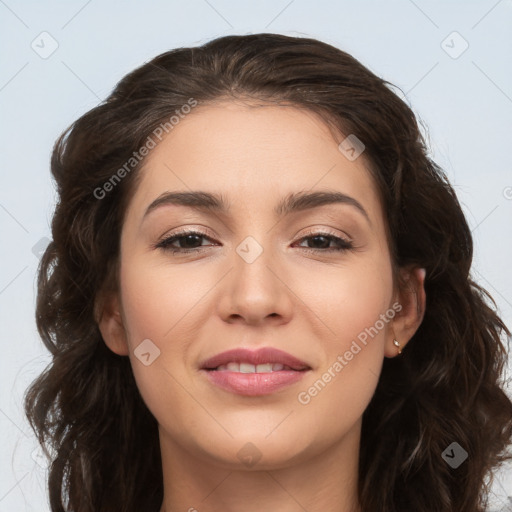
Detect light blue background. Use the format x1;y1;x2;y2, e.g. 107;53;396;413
1;0;511;510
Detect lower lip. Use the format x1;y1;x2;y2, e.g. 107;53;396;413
202;369;309;396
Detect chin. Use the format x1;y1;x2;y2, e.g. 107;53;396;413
192;430;316;470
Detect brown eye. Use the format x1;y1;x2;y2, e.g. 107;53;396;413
156;230;216;253
294;232;353;252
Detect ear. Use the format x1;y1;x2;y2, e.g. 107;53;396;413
384;266;426;358
95;291;129;356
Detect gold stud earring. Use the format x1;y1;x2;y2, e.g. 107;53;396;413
393;339;402;354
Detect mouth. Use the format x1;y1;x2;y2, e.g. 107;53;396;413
205;362;309;372
199;347;311;396
200;347;311;372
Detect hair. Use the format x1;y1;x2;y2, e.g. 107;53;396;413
24;33;512;512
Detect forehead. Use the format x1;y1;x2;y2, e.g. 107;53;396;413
126;102;383;224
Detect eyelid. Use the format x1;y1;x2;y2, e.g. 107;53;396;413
296;226;352;242
155;225;352;245
157;225;216;241
153;226;217;249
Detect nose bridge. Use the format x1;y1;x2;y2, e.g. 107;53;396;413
219;232;292;324
233;233;279;297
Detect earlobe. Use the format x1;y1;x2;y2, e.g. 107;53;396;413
96;293;129;356
385;267;427;358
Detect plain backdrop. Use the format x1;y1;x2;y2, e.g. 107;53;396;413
0;0;511;510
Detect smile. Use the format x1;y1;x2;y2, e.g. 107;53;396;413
210;362;295;372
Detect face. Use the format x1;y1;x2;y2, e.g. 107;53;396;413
106;101;402;469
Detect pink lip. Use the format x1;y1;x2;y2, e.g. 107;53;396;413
199;347;311;397
203;370;308;396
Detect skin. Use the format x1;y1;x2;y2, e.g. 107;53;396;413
98;101;426;512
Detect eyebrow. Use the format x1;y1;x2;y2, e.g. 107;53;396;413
142;190;371;225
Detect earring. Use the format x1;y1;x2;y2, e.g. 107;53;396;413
393;339;402;354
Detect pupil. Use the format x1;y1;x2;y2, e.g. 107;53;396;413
310;235;329;248
182;235;201;248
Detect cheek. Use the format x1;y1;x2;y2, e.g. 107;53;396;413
119;255;210;343
117;251;232;421
294;258;393;420
297;256;393;344
117;256;194;406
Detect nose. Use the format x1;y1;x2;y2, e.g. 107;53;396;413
216;239;294;326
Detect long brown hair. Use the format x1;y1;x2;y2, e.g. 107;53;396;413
24;33;512;512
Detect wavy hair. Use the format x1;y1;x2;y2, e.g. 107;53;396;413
24;33;512;512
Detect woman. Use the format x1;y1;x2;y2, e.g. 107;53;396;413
24;33;512;512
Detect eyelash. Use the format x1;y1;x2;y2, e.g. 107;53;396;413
154;229;354;254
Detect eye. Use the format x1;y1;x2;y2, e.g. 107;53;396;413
293;231;354;253
155;230;216;254
154;229;354;255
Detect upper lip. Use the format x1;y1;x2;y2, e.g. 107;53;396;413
200;347;311;371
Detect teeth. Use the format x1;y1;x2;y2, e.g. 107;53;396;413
240;363;255;373
256;363;273;372
214;362;290;372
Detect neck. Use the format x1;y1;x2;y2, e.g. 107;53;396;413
158;422;362;512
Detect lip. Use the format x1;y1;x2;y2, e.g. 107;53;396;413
199;347;311;397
